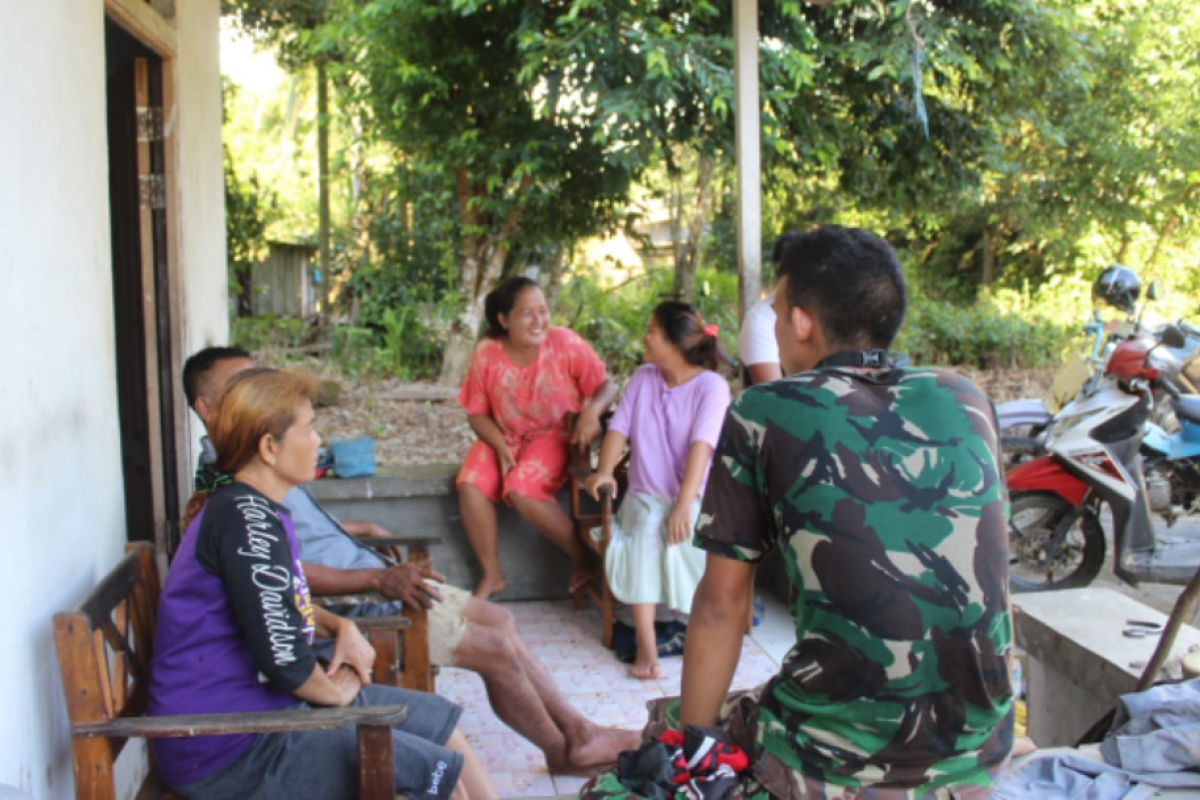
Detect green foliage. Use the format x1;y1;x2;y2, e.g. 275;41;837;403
230;315;307;351
224;139;276;317
557;268;738;378
329;326;378;377
896;295;1074;370
222;0;332;69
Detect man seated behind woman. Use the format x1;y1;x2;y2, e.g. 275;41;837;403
585;302;731;679
183;347;639;776
150;368;493;799
456;276;617;599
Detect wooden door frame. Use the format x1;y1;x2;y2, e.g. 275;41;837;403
105;0;191;540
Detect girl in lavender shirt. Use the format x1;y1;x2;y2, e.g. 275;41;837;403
584;302;732;679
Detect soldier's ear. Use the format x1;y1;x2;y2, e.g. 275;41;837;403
790;306;815;344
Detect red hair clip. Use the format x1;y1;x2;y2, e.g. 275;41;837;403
703;323;719;337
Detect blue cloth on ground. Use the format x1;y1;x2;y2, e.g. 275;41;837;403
994;678;1200;799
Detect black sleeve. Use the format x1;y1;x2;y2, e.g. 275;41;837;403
196;491;318;693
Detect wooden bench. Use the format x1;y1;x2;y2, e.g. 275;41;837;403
316;532;441;692
53;542;407;800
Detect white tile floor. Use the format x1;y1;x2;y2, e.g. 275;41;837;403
437;593;791;798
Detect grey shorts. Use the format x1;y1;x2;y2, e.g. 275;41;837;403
175;684;463;800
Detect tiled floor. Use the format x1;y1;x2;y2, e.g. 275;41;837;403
437;594;791;798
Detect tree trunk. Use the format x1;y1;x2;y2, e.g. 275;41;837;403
316;58;332;320
981;227;995;288
438;239;509;386
672;154;716;302
1145;215;1178;273
543;242;568;316
236;263;254;317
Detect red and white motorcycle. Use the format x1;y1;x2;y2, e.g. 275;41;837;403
1005;324;1200;591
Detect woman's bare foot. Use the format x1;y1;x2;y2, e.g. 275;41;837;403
568;566;600;595
550;725;643;775
472;574;506;600
629;661;662;680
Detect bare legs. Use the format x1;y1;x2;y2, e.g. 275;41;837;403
509;492;597;595
453;597;641;774
459;483;506;599
445;728;493;799
461;483;596;599
629;603;662;680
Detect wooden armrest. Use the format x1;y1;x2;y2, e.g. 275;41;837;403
72;704;407;739
354;615;411;630
360;534;442;550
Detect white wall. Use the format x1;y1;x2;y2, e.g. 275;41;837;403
175;0;230;453
0;0;226;796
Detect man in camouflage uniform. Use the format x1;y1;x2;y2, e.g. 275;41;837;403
586;226;1012;799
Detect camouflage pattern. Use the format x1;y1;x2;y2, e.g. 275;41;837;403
692;367;1013;795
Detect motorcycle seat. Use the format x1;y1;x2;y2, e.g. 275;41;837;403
1176;396;1200;425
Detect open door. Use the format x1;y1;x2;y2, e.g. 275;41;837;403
106;17;182;554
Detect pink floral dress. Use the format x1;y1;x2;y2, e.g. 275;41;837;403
456;327;608;503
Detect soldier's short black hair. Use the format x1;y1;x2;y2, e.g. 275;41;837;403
777;225;906;351
182;346;252;410
771;231;803;272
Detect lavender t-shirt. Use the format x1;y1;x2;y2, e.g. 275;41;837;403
609;364;731;498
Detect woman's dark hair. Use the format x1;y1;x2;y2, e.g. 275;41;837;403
483;276;540;339
652;301;724;371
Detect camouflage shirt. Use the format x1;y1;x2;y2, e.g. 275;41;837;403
695;366;1013;792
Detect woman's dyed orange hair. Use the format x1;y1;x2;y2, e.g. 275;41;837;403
183;368;319;527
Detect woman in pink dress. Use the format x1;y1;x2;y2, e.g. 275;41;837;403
584;301;731;679
457;277;616;599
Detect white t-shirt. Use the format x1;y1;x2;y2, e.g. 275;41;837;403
738;293;779;368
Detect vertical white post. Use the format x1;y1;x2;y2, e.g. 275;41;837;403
734;0;762;322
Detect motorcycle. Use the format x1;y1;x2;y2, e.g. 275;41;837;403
998;285;1200;467
997;307;1147;467
1005;324;1200;592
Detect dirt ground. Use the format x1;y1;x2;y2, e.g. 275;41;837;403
279;354;1058;468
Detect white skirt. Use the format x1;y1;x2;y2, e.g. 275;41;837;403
604;491;707;613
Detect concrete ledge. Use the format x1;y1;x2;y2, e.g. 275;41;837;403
308;464;577;601
1014;588;1200;747
309;464;459;500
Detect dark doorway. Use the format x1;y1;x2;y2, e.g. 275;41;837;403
106;17;181;547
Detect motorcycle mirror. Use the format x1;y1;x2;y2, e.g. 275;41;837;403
1161;324;1187;349
1146;280;1160;302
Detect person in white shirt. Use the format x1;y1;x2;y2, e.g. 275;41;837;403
738;232;802;387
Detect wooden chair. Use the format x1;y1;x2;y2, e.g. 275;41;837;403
568;445;629;648
53;542;406;800
315;532;440;693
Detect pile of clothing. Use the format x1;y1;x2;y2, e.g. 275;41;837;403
587;725;751;800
